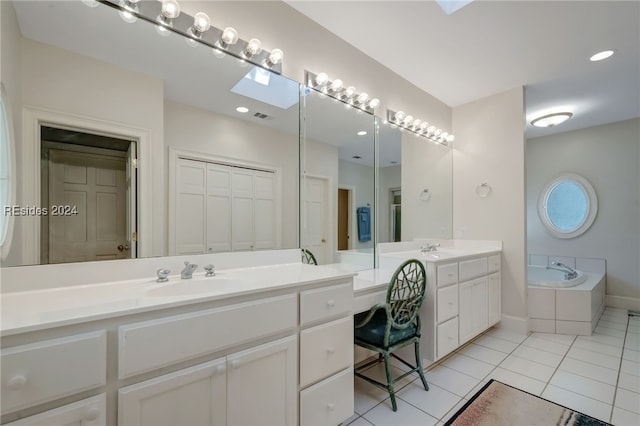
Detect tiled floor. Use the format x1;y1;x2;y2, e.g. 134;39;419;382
347;308;640;426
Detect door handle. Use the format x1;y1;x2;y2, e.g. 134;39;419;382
117;244;129;252
321;238;326;243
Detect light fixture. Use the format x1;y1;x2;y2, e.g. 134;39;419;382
244;38;262;57
531;112;573;128
118;0;140;24
590;50;615;62
161;0;180;20
387;109;454;145
357;131;367;136
266;49;284;67
220;27;239;46
236;106;249;113
81;0;100;7
188;11;210;39
305;71;378;114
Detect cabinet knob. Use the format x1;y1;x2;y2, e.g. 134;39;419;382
7;375;27;391
327;402;335;411
85;407;100;421
326;347;336;355
326;300;335;308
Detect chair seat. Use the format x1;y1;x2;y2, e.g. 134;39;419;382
355;309;417;348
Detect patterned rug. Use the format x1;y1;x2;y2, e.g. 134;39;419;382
444;380;611;426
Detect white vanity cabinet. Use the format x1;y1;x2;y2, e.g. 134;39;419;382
4;394;106;426
424;252;501;362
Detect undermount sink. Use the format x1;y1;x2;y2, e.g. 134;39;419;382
146;277;240;297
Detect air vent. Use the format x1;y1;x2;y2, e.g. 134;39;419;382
253;112;270;119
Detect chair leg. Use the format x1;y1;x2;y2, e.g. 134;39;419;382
383;352;398;412
414;341;429;391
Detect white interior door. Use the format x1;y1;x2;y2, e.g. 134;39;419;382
231;170;255;251
175;159;206;254
126;142;137;258
253;170;276;250
302;176;329;264
206;163;232;253
48;149;127;263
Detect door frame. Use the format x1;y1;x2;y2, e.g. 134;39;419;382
22;106;150;263
168;147;283;256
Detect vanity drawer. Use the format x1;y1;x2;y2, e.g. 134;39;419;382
300;282;353;326
437;284;459;323
459;257;488;282
4;394;106;426
119;294;297;379
300;368;353;426
437;317;459;360
488;254;501;273
437;263;458;287
300;316;353;387
1;331;106;414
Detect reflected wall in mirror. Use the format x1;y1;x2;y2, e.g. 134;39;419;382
0;0;300;267
301;89;376;271
377;121;402;244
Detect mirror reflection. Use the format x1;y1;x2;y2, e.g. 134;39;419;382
301;89;376;271
1;0;300;267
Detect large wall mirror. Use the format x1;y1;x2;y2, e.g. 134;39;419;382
1;0;300;267
301;89;376;271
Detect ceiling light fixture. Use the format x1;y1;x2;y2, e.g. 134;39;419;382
590;50;615;62
236;106;249;113
387;109;454;145
306;71;378;114
96;0;284;73
531;112;573;128
357;131;367;136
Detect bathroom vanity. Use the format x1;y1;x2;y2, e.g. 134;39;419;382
0;254;356;426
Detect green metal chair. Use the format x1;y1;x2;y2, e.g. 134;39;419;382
354;259;429;411
301;248;318;265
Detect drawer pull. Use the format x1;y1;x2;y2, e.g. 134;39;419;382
326;347;336;355
231;360;240;370
327;402;335;411
216;365;226;375
448;301;454;305
326;300;336;308
85;407;100;421
448;273;455;277
7;375;27;391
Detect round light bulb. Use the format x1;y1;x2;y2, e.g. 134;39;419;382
245;38;262;56
434;129;442;137
427;125;436;135
267;49;283;65
440;132;449;140
314;73;329;86
329;79;343;92
412;118;422;129
221;27;239;45
161;0;180;19
368;98;380;109
394;111;405;123
193;12;211;34
403;115;414;126
356;93;369;104
119;9;138;23
343;86;356;99
81;0;99;7
420;122;429;132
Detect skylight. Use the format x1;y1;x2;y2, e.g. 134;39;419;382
231;67;299;109
436;0;475;15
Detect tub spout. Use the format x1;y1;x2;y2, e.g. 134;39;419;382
547;261;577;280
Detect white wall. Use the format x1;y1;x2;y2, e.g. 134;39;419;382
453;87;527;330
527;118;640;304
402;133;453;241
164;100;299;249
338;160;375;250
378;165;401;243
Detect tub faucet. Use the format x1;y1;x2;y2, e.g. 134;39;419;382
181;261;198;279
546;261;577;280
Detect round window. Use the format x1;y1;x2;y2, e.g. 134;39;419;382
538;173;597;239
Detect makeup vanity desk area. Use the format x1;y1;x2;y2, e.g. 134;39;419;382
0;254;356;426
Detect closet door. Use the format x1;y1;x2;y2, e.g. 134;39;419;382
206;164;232;253
231;170;255;250
176;159;206;254
253;170;276;250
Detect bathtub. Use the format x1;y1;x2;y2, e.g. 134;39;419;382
528;265;587;288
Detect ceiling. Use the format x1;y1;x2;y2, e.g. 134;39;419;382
286;0;640;139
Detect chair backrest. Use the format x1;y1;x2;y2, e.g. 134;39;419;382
386;259;426;329
301;248;318;265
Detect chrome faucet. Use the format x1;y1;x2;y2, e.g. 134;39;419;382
156;268;170;283
204;264;215;277
420;243;440;253
546;261;577;280
181;261;198;279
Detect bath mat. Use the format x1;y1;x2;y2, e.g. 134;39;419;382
444;379;611;426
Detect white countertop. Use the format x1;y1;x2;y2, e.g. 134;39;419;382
0;263;356;337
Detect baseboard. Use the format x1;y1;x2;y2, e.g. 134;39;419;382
606;295;640;312
497;314;529;334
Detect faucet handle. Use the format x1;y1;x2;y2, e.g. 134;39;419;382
204;264;216;277
156;268;170;283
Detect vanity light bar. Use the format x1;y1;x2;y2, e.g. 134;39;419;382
386;109;454;146
95;0;284;74
305;71;379;114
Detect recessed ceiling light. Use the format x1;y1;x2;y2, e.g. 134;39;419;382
236;106;249;113
531;112;573;128
357;131;367;136
590;50;615;62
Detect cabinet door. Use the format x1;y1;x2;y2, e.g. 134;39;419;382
458;280;475;344
474;277;489;333
118;358;226;426
5;394;105;426
488;272;501;326
227;336;297;426
459;278;488;344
